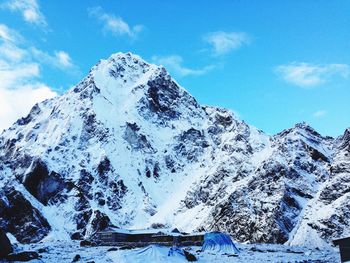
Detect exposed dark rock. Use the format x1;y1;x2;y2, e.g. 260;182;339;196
174;128;209;161
123;122;154;153
80;240;94;247
145;168;151;178
71;232;84;240
0;186;51;243
37;247;49;253
77;169;94;197
109;62;125;78
80;113;108;144
339;128;350;151
89;210;111;234
107;179;127;211
319;175;350;204
147;74;180;118
22;159;67;205
183;250;197;261
74;209;92;234
97;156;111;183
16;103;41;126
150;223;166;229
72;254;81;262
94;191;105;206
213;112;233;128
74;194;90;211
0;229;12;258
119;245;136;250
107;247;119;252
153;162;160;179
302;141;329;162
5;251;39;261
183;168;230;209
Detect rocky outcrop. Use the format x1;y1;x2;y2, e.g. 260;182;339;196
0;229;12;258
23;159;70;205
0;186;51;243
5;251;40;262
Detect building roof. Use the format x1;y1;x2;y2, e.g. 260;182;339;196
97;227;204;237
333;236;350;246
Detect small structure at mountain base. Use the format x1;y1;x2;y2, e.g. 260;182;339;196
93;228;204;247
202;231;239;255
333;236;350;263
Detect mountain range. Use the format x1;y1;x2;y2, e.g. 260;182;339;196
0;52;349;248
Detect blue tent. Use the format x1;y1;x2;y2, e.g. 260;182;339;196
202;232;239;254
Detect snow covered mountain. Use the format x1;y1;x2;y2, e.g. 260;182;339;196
0;52;348;248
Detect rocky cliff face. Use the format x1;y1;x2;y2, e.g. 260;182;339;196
0;52;348;247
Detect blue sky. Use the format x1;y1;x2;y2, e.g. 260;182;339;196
0;0;349;136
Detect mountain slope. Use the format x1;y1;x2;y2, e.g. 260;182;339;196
0;52;348;248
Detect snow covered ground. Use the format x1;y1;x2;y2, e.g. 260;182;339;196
7;241;340;263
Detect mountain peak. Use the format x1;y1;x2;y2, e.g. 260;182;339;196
338;127;350;150
104;52;152;69
92;52;158;75
89;52;166;94
294;121;312;130
275;122;333;145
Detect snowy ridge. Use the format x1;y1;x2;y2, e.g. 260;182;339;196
0;52;349;249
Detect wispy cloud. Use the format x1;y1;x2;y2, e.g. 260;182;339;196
88;6;143;39
0;24;57;131
55;51;72;68
0;24;22;43
313;110;327;118
0;42;26;62
275;62;350;88
0;25;25;62
203;31;251;56
31;48;78;73
1;0;47;28
152;55;215;77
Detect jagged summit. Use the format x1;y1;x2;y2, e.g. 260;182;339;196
293;122;334;139
91;52;156;74
338;127;350;151
70;52;164;99
294;121;313;130
91;52;161;86
277;122;320;137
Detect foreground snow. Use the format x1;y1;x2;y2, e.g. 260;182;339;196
10;241;340;263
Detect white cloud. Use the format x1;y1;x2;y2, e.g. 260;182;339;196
55;51;73;68
152;55;215;77
0;42;26;62
275;62;350;87
88;6;143;39
0;24;22;43
0;84;56;131
31;48;76;70
1;0;47;28
0;61;39;88
313;110;327;118
0;24;56;132
204;31;251;56
0;25;77;72
0;58;56;131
